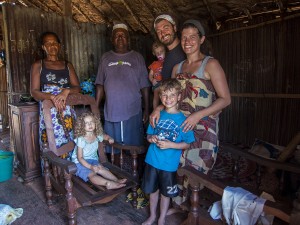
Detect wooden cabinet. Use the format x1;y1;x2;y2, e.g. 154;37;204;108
9;103;41;182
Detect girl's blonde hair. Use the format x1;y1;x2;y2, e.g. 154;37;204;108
74;112;103;138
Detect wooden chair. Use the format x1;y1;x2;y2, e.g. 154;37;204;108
223;138;300;194
41;93;146;225
178;141;300;225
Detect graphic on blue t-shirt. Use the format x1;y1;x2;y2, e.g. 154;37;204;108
156;119;180;142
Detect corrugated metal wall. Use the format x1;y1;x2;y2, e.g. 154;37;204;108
1;4;299;147
211;16;300;146
2;4;107;103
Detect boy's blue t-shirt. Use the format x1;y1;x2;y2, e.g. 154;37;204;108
145;110;195;172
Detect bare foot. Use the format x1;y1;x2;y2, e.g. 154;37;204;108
166;207;185;216
142;216;156;225
118;178;127;184
158;217;165;225
106;181;126;190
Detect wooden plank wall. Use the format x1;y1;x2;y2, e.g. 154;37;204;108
211;16;300;146
0;66;8;127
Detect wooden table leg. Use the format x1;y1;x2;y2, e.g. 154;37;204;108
185;183;200;225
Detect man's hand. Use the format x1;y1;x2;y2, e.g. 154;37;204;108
143;110;149;124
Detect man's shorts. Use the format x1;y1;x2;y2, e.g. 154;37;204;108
141;163;179;198
75;159;99;182
104;111;144;154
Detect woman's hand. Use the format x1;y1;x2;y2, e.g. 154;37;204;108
181;112;201;132
149;106;163;127
51;95;65;112
51;89;70;112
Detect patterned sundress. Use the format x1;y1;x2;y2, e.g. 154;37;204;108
173;56;220;206
39;60;75;158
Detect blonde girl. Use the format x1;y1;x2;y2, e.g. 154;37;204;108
71;112;127;189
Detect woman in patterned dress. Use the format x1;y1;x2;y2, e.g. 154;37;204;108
30;31;80;156
150;19;231;208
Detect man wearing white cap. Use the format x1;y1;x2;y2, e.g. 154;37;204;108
95;23;150;165
153;14;186;80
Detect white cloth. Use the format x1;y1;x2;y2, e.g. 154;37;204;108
208;200;222;219
0;204;23;225
222;186;266;225
257;192;275;225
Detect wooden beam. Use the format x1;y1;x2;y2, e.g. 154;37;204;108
63;0;72;18
102;0;135;31
72;3;91;22
120;0;148;33
225;5;300;23
230;93;300;99
16;0;29;7
52;0;63;13
202;0;218;25
208;11;300;37
275;0;285;12
243;8;252;20
30;0;55;13
138;0;155;18
164;0;180;18
86;0;110;25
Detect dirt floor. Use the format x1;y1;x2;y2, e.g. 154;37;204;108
0;175;188;225
0;128;187;225
0;128;295;225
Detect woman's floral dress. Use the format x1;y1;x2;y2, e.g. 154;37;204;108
39;60;75;158
173;56;220;206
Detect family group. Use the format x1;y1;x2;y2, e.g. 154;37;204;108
30;13;231;225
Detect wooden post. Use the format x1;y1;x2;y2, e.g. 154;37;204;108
277;132;300;162
63;0;73;62
44;157;53;207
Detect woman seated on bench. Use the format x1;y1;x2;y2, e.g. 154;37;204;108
71;112;127;189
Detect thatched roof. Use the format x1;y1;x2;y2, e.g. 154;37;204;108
5;0;300;33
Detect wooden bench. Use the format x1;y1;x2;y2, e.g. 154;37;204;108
178;143;300;225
